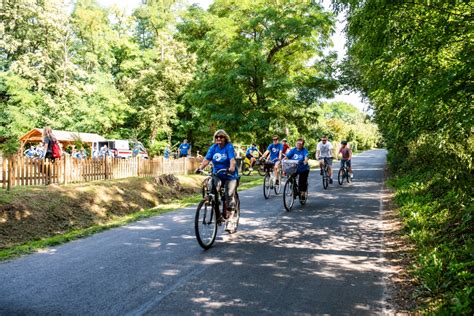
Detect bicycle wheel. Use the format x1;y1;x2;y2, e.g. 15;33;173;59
242;162;251;176
263;173;271;199
195;199;218;249
274;173;282;195
258;164;266;176
226;194;240;234
322;170;329;190
338;168;344;185
283;178;295;212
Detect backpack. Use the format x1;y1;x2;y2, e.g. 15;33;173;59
51;140;61;158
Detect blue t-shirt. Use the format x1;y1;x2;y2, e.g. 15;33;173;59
286;147;310;173
179;143;190;155
205;143;239;180
246;146;258;156
267;143;283;161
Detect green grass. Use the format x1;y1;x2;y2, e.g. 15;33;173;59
0;175;263;261
388;174;473;315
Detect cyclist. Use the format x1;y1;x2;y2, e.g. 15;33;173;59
284;138;310;200
196;130;238;224
316;135;334;184
245;143;261;171
260;135;283;185
339;140;353;179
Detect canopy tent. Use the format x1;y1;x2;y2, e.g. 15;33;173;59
19;128;105;150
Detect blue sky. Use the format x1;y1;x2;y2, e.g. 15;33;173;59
96;0;367;111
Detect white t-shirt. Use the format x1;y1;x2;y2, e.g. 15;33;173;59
317;141;333;158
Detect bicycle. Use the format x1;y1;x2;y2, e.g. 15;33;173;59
241;157;265;176
338;160;351;185
262;159;282;199
195;168;241;249
282;160;308;212
319;157;333;190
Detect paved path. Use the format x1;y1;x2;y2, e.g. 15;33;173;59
0;149;391;315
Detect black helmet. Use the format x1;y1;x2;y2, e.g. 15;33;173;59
341;140;348;145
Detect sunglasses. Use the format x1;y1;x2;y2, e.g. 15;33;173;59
273;138;278;141
215;135;225;139
322;139;327;142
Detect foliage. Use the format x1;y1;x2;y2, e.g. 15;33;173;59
176;0;338;149
335;0;473;313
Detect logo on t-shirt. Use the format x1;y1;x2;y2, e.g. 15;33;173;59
213;153;227;161
293;154;302;159
272;148;278;153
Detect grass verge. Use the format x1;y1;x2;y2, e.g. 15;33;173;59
388;173;473;314
0;174;263;261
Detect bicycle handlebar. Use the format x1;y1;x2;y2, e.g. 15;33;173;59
195;168;232;175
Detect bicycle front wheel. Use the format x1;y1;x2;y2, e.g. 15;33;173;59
195;199;218;249
283;179;295;212
323;171;329;190
338;168;344;185
242;162;251;176
263;174;271;199
346;169;351;183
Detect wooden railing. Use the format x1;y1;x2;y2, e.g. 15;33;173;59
0;155;201;189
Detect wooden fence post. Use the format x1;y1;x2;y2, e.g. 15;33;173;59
7;156;14;190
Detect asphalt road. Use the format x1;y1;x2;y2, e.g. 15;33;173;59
0;149;392;315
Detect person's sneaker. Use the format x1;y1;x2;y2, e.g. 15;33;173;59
350;173;354;179
249;167;253;171
225;221;234;232
329;178;333;184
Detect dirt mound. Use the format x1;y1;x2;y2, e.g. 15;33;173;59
0;176;203;249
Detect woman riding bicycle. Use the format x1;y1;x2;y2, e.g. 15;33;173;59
196;130;238;220
260;135;283;185
284;138;310;200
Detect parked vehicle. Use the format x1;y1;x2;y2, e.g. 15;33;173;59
92;140;148;159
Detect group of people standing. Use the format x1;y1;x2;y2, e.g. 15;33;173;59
196;129;354;215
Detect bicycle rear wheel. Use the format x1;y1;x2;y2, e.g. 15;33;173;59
283;178;295;212
338;168;344;185
263;174;271;199
195;199;218;249
242;162;251;176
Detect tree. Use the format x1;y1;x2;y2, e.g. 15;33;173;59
177;0;338;146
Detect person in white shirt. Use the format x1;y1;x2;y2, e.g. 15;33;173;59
316;135;334;184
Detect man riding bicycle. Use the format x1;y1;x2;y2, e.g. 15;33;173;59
196;129;238;227
284;138;310;200
245;143;261;171
316;135;334;184
260;135;283;185
338;140;353;179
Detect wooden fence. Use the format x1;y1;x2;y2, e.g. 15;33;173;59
0;155;201;189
